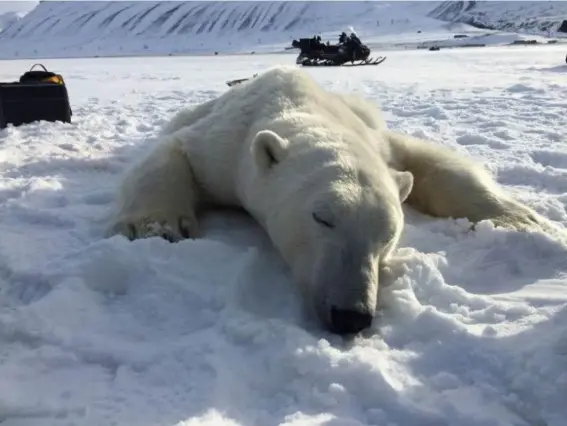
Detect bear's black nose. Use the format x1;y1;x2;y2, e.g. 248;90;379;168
330;306;373;335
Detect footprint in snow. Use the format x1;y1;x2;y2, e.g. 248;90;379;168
531;150;567;170
456;134;509;150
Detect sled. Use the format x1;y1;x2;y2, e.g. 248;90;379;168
300;56;387;67
226;74;258;87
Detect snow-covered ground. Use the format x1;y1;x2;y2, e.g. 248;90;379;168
1;43;567;426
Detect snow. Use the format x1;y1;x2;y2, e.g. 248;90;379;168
1;41;567;426
0;0;441;59
0;1;36;32
430;1;567;38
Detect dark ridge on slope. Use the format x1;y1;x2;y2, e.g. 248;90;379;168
1;0;413;58
0;1;381;40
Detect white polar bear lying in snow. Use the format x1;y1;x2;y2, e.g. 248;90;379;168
106;66;564;335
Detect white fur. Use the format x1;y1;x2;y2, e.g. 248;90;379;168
106;66;565;333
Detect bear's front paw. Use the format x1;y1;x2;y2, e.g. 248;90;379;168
106;212;199;243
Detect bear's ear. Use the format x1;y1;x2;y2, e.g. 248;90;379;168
391;170;413;202
252;130;288;172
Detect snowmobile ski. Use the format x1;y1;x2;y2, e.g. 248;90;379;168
300;56;387;67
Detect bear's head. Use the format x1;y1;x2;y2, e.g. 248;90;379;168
249;129;413;335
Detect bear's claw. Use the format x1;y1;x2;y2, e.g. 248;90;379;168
107;213;198;243
470;209;567;244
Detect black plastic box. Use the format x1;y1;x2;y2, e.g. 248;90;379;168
0;81;72;129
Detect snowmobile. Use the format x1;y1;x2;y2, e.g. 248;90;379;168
226;74;257;87
290;32;386;67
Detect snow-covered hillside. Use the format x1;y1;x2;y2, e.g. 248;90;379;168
0;1;566;59
0;11;22;32
0;0;36;29
431;1;567;37
0;0;447;59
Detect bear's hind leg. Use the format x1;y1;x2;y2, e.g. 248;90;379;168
386;130;565;238
106;136;201;243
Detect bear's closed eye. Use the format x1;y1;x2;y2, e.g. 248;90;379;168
312;211;334;228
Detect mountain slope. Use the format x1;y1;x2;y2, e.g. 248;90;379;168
0;0;442;58
0;0;441;41
1;1;565;60
0;11;22;32
0;0;36;31
430;1;567;36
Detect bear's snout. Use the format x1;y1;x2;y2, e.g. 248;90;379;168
330;306;374;335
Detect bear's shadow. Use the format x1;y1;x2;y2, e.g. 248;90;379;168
397;205;567;297
527;64;567;73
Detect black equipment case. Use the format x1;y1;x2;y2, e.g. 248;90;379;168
0;64;72;129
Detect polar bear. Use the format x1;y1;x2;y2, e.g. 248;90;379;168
106;66;564;335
